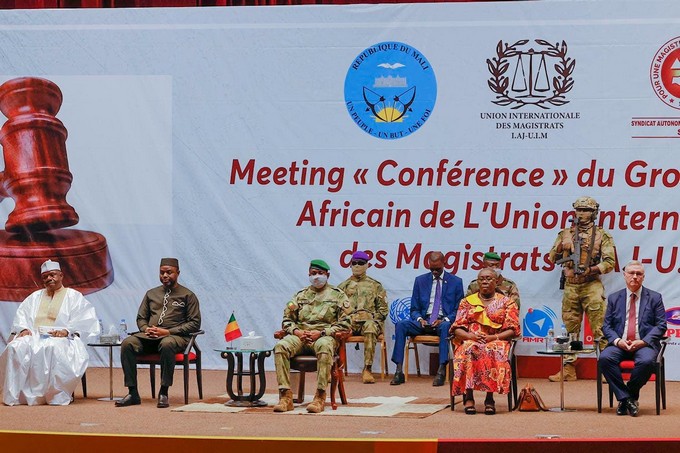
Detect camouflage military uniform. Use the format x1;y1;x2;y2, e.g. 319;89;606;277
549;224;616;365
274;285;351;391
337;274;388;367
466;276;520;309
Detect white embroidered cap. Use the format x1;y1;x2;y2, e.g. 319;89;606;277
40;259;61;274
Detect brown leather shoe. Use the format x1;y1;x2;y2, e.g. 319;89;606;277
306;389;326;413
115;394;141;407
157;394;169;408
273;389;294;412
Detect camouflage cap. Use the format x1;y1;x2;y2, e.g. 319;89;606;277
573;196;599;211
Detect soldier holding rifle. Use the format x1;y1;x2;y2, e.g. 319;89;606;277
547;196;616;382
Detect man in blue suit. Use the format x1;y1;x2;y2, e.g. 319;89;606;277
599;260;666;417
390;251;464;387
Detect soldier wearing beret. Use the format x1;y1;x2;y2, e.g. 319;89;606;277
338;250;388;384
273;259;352;413
466;251;520;309
116;258;201;408
548;196;616;382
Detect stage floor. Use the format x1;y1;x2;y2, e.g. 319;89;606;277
0;367;678;440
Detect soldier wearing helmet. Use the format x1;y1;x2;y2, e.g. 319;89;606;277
547;196;616;382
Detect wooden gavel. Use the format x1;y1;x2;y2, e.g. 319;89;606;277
0;77;113;302
0;77;79;233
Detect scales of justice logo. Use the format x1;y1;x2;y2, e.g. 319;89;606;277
487;39;575;109
650;37;680;109
345;41;437;139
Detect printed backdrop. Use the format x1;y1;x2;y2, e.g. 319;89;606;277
0;0;680;378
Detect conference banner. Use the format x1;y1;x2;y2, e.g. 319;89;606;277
0;0;679;379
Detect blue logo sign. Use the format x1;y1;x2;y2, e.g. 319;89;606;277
344;41;437;139
666;307;680;326
523;306;558;338
389;297;411;324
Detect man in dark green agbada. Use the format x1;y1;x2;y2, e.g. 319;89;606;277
116;258;201;409
273;259;351;413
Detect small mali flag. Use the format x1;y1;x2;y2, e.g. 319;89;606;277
224;313;242;342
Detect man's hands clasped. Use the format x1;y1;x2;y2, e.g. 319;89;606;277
294;329;322;345
145;326;170;339
617;338;646;352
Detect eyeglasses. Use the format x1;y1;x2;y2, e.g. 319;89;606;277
351;260;367;266
625;271;644;277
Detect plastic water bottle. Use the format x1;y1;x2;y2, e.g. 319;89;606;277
119;319;128;339
546;328;555;351
98;319;104;341
560;323;568;338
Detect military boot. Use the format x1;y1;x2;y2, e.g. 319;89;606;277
273;388;294;412
362;366;375;384
306;389;326;413
548;363;577;382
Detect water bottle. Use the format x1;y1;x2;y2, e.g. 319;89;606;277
546;328;555;351
560;323;568;338
119;319;128;339
98;319;104;341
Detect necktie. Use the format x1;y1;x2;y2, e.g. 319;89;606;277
626;293;637;341
429;278;442;324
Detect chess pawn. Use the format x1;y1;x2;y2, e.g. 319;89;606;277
0;77;79;233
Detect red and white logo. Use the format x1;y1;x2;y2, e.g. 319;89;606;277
650;37;680;109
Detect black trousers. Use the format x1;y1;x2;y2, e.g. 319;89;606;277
120;333;190;388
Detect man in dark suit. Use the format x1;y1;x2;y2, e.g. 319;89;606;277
599;260;666;417
390;251;464;386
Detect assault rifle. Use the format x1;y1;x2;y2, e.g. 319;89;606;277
556;217;585;289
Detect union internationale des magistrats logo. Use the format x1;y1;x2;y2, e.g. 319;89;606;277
651;37;680;109
344;42;437;140
487;39;575;109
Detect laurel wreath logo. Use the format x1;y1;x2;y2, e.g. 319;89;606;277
487;39;575;109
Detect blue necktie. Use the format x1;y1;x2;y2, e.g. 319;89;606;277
429;278;442;324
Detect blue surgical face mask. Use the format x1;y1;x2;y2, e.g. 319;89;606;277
309;274;328;288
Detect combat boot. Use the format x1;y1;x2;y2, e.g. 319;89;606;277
306;389;326;413
362;367;375;384
273;388;294;412
548;364;577;382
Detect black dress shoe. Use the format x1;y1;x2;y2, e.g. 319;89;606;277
432;372;446;387
115;394;141;407
626;399;639;417
390;372;405;385
616;400;628;416
157;394;170;408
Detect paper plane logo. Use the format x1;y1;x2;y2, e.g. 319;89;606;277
522;305;558;338
650;37;680;109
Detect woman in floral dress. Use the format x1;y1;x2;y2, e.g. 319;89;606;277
450;268;520;414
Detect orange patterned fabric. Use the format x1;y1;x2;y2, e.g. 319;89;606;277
450;293;520;395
